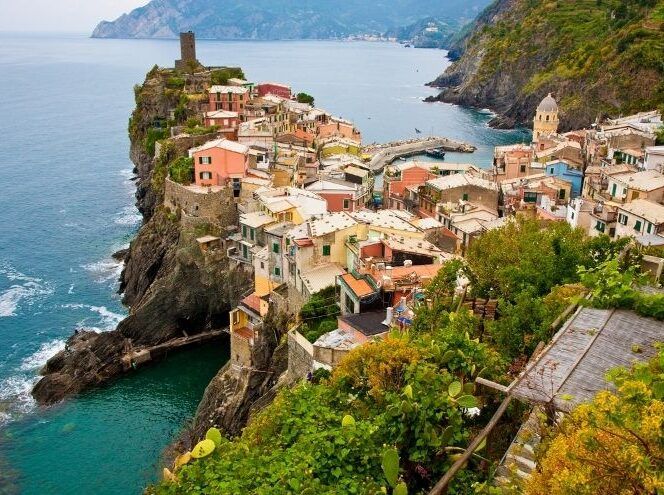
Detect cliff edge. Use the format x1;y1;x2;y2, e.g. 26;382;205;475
428;0;664;130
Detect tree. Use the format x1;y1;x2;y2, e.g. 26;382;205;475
525;347;664;495
168;157;194;185
210;67;245;85
296;92;315;105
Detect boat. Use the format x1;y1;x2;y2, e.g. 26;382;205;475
425;148;446;159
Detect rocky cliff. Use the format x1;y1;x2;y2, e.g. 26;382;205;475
32;68;252;405
428;0;664;130
91;0;490;40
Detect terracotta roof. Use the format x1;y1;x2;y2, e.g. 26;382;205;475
389;264;443;280
340;273;375;298
233;326;254;340
241;293;262;314
294;238;314;247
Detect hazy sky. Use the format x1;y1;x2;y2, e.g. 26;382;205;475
0;0;149;33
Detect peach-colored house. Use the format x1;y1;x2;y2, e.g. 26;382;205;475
493;144;535;182
189;138;249;187
208;86;249;115
317;118;362;142
204;110;239;129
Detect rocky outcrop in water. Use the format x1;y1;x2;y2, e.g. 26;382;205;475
427;0;664;131
32;68;251;405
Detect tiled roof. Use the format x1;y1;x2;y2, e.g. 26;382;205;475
426;174;498;192
189;138;248;155
309;212;358;237
339;273;375;298
209;85;249;94
241;293;262;314
618;199;664;224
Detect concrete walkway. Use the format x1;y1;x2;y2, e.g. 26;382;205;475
367;136;476;173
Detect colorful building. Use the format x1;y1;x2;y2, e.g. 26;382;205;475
305;178;370;212
208;85;249;114
256;82;292;99
189;138;248;187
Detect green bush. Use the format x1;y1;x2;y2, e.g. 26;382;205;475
210;67;245;85
296;92;315;105
168;157;194;185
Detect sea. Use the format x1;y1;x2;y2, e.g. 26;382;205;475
0;32;528;494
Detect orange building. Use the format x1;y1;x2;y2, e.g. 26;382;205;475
189;138;249;187
384;162;438;210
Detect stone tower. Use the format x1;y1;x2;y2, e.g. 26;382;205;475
532;93;559;142
175;31;200;70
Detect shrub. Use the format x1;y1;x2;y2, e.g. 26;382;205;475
168;157;194;185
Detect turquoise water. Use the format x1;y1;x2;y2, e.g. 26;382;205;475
0;33;526;494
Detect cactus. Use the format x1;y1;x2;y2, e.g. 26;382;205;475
205;427;222;447
190;439;216;459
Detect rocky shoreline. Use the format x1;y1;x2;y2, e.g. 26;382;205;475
31;68;260;439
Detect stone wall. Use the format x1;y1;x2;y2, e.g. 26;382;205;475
287;330;313;380
230;332;253;367
164;178;237;225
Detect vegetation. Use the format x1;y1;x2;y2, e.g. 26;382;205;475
210;67;245;86
151;309;503;495
296;92;315;105
299;286;340;343
149;219;655;494
144;126;168;157
464;0;664;124
168;157;194;185
526;346;664;495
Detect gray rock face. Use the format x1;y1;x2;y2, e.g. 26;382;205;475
91;0;492;40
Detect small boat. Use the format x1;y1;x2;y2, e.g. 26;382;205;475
425;148;446;159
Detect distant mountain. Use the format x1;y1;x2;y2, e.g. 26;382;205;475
91;0;491;41
428;0;664;130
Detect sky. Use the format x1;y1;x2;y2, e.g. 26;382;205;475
0;0;149;33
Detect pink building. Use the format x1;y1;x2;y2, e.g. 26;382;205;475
256;82;292;99
384;162;437;210
208;86;249;115
189;139;249;187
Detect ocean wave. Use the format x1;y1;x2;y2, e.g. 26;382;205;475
115;205;142;226
82;259;124;284
0;263;54;318
0;375;37;426
19;339;66;372
63;303;125;332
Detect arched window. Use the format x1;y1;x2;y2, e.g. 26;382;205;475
546;115;550;122
539;115;542;121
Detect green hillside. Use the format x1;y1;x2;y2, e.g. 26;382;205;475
431;0;664;129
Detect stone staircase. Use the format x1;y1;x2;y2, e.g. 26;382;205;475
494;408;542;487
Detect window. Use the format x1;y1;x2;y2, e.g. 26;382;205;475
550;167;554;174
199;172;212;180
272;242;280;254
571;211;575;220
250;228;255;241
524;191;537;203
635;220;642;232
242;225;247;237
618;213;628;225
647;223;652;234
559;189;566;200
343;199;350;210
322;245;331;256
199;156;212;165
286;238;290;246
260;262;264;269
462;193;469;201
232;310;240;325
595;221;605;233
274;267;280;276
611;183;617;196
520;165;526;173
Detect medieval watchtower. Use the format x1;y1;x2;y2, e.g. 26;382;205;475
175;31;200;70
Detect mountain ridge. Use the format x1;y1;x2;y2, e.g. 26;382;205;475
91;0;490;41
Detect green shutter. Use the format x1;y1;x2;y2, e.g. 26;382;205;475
242;225;247;237
323;245;331;256
274;267;280;276
635;220;642;232
272;242;280;254
462;193;469;201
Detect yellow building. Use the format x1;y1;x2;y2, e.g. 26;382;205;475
533;93;559;142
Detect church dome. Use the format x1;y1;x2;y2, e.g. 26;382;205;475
537;93;558;113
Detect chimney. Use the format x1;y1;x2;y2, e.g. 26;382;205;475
382;307;394;326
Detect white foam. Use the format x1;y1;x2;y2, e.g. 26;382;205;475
0;263;53;317
64;303;125;331
82;259;123;283
0;375;37;426
115;205;142;226
19;339;66;371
